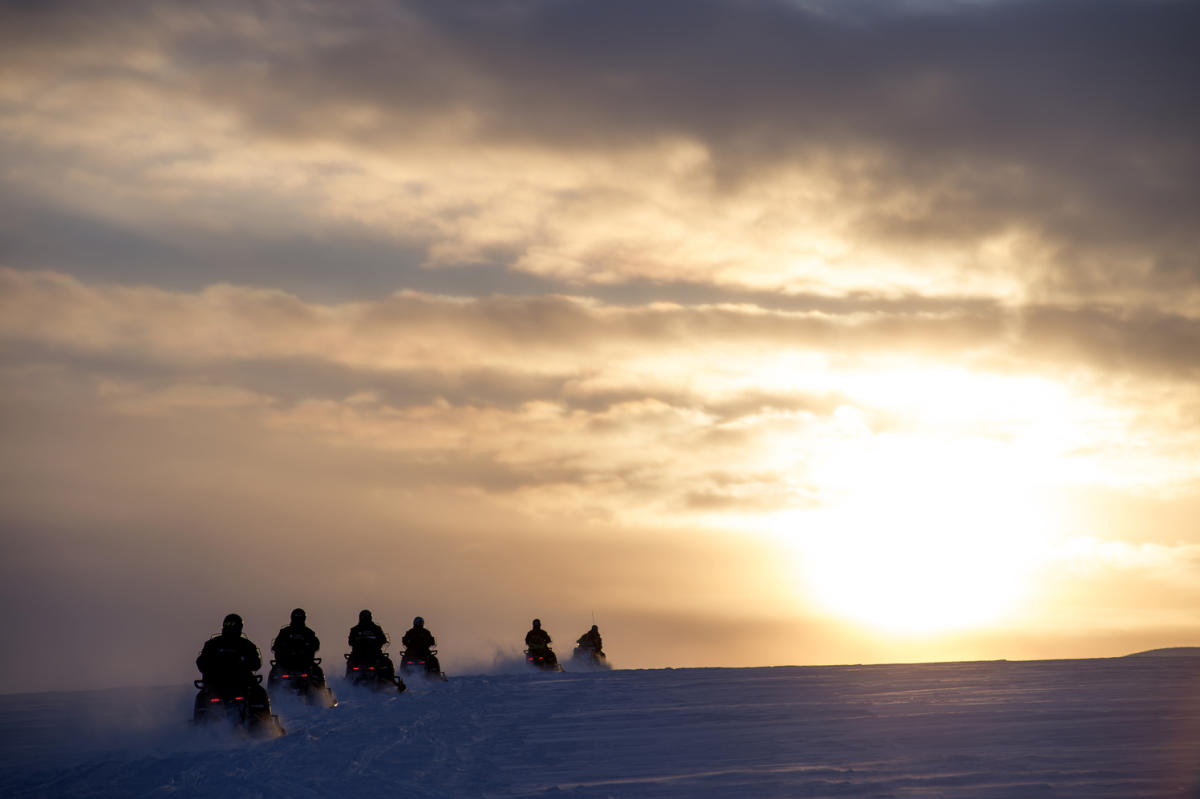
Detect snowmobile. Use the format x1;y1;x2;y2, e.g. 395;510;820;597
400;648;448;681
525;647;563;672
571;645;611;669
344;651;406;691
267;658;337;707
192;675;285;736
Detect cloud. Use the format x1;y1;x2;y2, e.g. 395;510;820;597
2;0;1196;305
4;269;1199;381
3;268;1199;521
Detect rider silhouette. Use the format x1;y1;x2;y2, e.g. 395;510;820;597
576;624;603;655
401;616;436;656
348;609;387;661
195;613;271;719
272;608;320;669
525;618;552;651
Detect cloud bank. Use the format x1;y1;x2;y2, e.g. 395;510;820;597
1;0;1198;690
2;0;1196;305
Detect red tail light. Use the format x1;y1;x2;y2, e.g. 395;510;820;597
234;696;244;700
210;697;221;703
281;674;290;678
301;673;308;677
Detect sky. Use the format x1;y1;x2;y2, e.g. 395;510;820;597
1;0;1198;693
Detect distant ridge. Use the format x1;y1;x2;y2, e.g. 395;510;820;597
1124;646;1200;658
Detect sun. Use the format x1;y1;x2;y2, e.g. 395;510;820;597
798;435;1050;634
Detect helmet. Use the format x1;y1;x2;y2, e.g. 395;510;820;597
591;625;599;632
291;608;306;623
222;613;243;635
413;616;424;628
359;609;372;623
532;618;541;628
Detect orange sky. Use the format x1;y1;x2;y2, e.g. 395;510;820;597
1;0;1198;692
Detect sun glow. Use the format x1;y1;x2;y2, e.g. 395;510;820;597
707;367;1081;636
798;434;1055;634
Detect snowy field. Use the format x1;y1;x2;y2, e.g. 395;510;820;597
1;656;1198;798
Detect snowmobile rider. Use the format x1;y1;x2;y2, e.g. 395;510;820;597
401;616;436;657
348;609;389;663
525;618;552;652
272;608;321;670
346;609;403;687
576;624;603;655
196;613;271;711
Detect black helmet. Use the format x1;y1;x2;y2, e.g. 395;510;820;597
591;625;599;632
291;608;306;623
359;609;372;623
222;613;243;635
413;616;424;628
532;618;541;628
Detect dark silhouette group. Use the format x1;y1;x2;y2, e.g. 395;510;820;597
195;610;604;720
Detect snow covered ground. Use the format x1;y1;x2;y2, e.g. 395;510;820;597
2;656;1198;797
